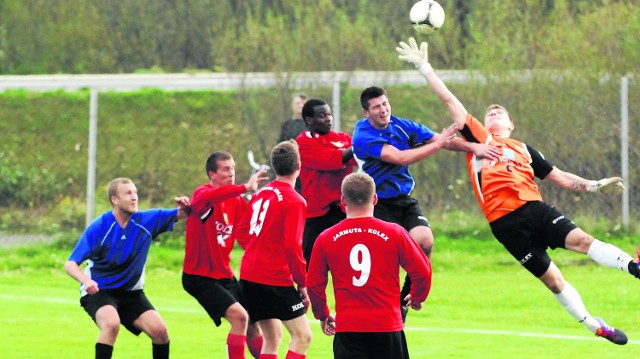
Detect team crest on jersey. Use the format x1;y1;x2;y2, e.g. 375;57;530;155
216;222;233;247
331;141;346;148
503;148;516;161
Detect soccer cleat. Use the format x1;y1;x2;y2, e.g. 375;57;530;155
595;318;628;345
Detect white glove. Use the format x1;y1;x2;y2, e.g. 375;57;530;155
396;37;433;76
587;177;626;194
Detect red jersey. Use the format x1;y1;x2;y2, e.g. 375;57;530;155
307;217;432;332
461;114;548;222
183;184;248;279
237;180;308;287
296;130;357;218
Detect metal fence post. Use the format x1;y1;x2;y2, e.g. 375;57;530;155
86;89;98;227
621;76;629;228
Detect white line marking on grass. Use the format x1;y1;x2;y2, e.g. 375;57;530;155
0;294;202;313
405;326;640;345
3;295;637;345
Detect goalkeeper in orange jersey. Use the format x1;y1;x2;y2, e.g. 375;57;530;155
397;36;635;345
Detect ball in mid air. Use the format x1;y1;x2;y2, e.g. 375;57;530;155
410;0;445;35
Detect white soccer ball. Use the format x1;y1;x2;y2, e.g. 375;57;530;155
409;0;445;35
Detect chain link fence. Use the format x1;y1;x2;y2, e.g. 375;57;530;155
0;73;636;233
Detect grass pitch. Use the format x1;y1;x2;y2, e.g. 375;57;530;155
1;236;638;358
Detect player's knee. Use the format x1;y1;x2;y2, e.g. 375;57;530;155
146;323;169;343
295;329;312;350
225;304;249;329
100;319;120;338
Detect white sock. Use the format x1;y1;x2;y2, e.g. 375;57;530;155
553;281;600;332
587;239;633;272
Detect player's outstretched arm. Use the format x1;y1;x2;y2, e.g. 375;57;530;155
396;37;467;129
545;167;625;194
245;168;269;192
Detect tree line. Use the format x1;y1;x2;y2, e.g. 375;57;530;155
0;0;637;75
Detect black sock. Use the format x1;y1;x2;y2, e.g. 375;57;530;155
153;342;170;359
95;343;113;359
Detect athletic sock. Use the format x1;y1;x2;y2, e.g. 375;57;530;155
553;281;600;332
95;343;113;359
587;239;633;272
246;335;264;359
259;355;277;359
152;342;170;359
285;350;306;359
227;333;247;359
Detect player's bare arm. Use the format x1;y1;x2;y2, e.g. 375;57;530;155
396;37;468;128
245;168;269;192
442;137;501;161
64;260;99;294
545;167;625;194
380;123;457;165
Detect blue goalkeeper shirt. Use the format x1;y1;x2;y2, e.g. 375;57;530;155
352;115;435;198
68;208;178;296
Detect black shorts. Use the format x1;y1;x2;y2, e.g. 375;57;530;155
333;331;410;359
490;201;577;277
80;289;155;336
182;273;245;327
374;195;429;232
302;204;346;264
239;280;306;323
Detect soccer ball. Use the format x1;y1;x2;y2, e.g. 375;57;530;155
409;0;445;35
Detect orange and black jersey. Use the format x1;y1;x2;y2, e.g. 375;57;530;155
459;114;554;222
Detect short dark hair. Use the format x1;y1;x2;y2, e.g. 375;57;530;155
360;86;386;110
341;173;375;206
205;151;233;175
270;140;300;176
301;98;327;121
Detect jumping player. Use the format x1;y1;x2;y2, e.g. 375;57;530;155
182;151;268;359
352;86;500;321
64;177;190;359
236;140;312;359
307;172;432;359
397;36;635;344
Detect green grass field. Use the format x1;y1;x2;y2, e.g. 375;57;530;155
1;236;638;358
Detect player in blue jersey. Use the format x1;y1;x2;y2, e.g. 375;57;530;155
65;177;190;359
352;86;501;320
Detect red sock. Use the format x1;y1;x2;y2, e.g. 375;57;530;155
285;350;306;359
259;355;277;359
227;333;246;359
246;335;264;358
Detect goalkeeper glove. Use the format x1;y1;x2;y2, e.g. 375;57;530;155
587;177;626;194
396;37;433;77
